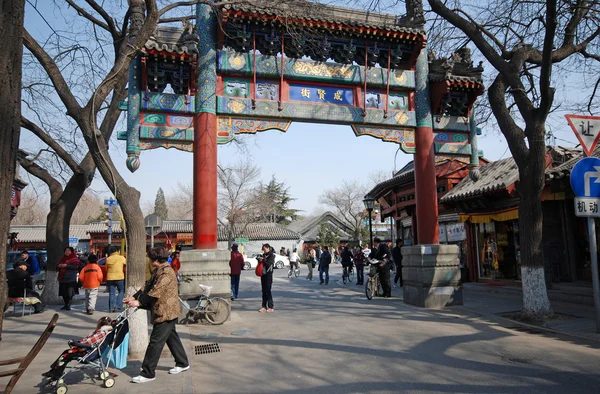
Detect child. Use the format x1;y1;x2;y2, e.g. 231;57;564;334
78;253;104;315
42;317;113;384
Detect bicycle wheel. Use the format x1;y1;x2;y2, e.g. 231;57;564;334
376;278;384;297
287;269;293;278
349;269;355;282
294;268;300;278
342;269;347;284
204;297;230;325
365;279;374;300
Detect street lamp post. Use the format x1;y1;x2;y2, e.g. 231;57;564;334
363;195;375;249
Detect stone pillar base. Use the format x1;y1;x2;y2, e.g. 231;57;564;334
179;249;230;298
402;244;463;308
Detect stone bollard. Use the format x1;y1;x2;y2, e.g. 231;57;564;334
402;244;463;308
178;249;230;298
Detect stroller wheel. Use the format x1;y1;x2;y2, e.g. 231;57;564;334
57;379;64;385
55;384;68;394
104;378;115;388
99;371;110;379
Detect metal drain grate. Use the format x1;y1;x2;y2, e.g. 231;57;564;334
195;343;221;355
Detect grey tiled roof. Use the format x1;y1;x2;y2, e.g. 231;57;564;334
546;147;597;181
440;157;518;202
88;221;300;241
222;1;425;34
9;225;89;243
287;212;353;242
144;27;197;54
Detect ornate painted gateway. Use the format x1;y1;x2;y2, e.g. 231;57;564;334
120;0;484;251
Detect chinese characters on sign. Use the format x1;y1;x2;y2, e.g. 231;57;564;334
574;197;600;218
446;223;467;242
289;84;354;105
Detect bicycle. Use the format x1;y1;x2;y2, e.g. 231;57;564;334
342;264;354;284
179;284;230;325
287;263;300;278
365;259;384;300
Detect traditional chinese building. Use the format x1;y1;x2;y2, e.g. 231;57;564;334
440;147;594;296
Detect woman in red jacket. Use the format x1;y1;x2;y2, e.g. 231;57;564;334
57;247;82;310
229;244;244;301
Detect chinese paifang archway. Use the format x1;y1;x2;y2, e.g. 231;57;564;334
120;0;484;254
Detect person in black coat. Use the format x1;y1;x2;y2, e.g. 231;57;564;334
392;239;404;287
7;262;44;313
259;244;275;313
370;237;392;297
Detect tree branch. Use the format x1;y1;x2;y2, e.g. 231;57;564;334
488;74;529;168
19;157;63;205
65;0;110;32
20;116;83;174
23;28;82;118
538;0;557;116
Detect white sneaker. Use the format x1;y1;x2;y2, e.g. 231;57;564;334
131;375;155;383
169;366;190;375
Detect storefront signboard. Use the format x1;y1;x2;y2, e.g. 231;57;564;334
446;223;466;242
438;224;447;243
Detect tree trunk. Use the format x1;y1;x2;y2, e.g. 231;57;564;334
42;164;94;305
121;186;149;359
0;0;25;341
518;128;552;318
85;141;148;358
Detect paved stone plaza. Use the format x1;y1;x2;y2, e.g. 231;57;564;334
2;265;600;393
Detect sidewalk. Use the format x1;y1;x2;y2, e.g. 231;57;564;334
0;292;193;394
460;282;600;343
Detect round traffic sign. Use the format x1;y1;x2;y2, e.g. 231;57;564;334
570;157;600;197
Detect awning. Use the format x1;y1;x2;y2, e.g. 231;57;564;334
459;207;519;224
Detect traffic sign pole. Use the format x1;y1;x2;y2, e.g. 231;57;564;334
587;215;600;333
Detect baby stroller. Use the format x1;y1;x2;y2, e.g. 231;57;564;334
45;308;136;394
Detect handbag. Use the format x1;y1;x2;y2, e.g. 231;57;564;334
102;332;129;369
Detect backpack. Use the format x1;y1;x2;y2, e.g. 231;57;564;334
255;260;264;277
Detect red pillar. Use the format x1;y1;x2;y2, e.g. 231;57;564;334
414;126;439;244
193;112;218;249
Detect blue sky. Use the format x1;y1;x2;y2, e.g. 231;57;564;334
20;1;585;216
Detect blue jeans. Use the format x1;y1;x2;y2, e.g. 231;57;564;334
107;280;124;311
230;274;240;298
319;266;329;284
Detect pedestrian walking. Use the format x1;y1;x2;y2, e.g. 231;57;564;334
259;243;275;313
58;246;81;310
229;244;244;300
105;246;126;313
370;237;392;297
289;248;300;274
392;239;404;287
78;253;103;315
353;247;365;285
124;246;190;383
306;247;316;280
319;246;332;285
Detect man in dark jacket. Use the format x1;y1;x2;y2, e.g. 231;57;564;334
392;239;404;287
318;246;332;285
370;238;392;297
259;243;275;313
19;250;41;276
7;262;44;313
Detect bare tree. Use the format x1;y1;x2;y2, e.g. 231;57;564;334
427;0;600;317
167;182;194;220
71;192;106;224
319;180;369;241
218;159;261;247
0;0;25;339
10;190;49;225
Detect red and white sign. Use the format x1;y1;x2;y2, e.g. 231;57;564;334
566;114;600;156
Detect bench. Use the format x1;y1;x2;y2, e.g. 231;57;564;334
0;313;59;394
